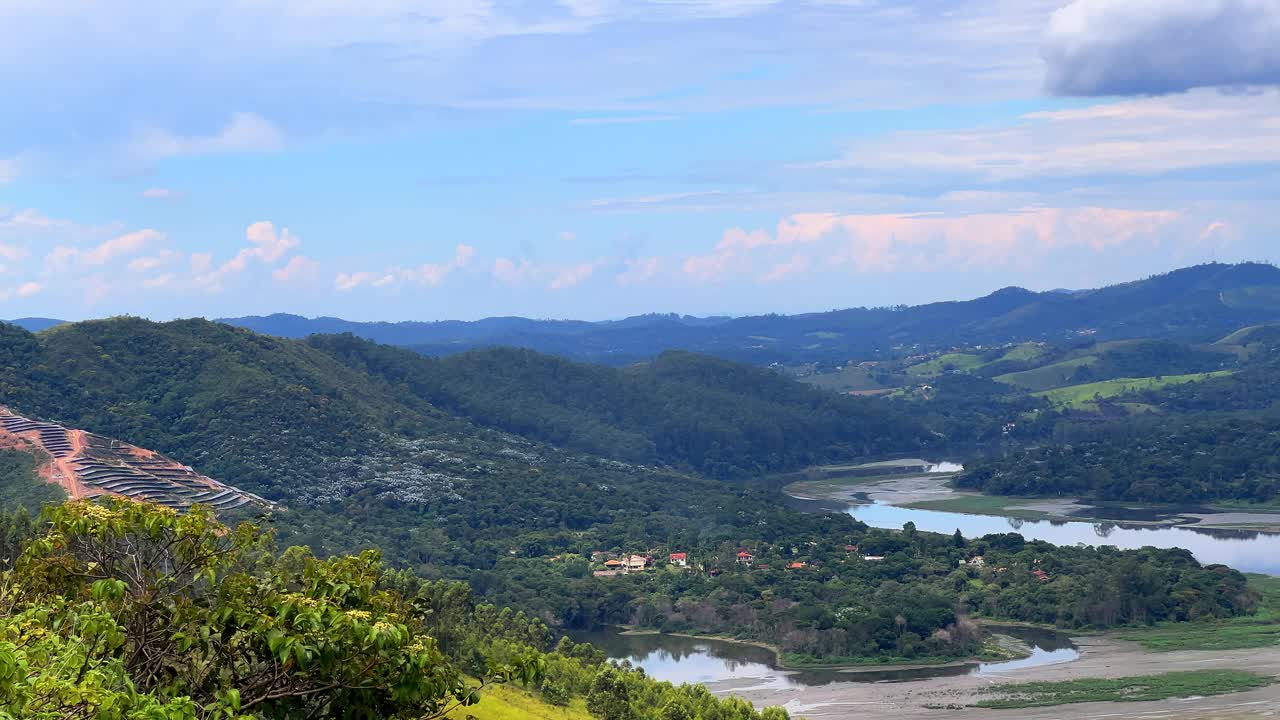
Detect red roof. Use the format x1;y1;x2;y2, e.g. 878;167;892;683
786;562;807;569
669;552;687;560
737;551;753;558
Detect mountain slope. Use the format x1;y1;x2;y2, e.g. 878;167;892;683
222;263;1280;366
306;336;930;478
0;318;926;500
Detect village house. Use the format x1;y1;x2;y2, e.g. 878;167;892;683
862;555;886;562
959;555;985;567
624;555;649;572
1033;569;1051;582
736;550;754;566
786;561;807;570
669;552;688;567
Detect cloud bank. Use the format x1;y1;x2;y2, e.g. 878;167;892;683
1044;0;1280;96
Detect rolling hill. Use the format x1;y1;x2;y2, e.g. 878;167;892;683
221;263;1280;366
0;318;928;506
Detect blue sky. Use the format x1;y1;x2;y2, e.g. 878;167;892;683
2;0;1279;321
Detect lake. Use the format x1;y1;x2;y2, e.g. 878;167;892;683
844;501;1280;575
571;625;1078;689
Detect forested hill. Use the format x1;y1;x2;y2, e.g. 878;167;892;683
0;318;925;489
307;335;929;477
222;263;1280;365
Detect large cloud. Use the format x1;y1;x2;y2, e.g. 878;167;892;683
1044;0;1280;96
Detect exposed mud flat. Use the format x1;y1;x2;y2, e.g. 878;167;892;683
710;636;1280;719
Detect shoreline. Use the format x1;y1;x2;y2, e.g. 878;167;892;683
614;626;1035;673
710;634;1280;719
783;468;1280;533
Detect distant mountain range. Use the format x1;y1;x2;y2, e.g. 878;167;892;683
221;263;1280;365
6;317;66;333
11;263;1280;366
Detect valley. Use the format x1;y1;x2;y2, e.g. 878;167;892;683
4;265;1280;719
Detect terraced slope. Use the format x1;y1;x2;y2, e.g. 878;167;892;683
0;408;268;512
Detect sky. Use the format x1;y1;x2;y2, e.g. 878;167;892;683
2;0;1279;321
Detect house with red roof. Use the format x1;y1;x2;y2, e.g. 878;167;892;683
669;552;688;567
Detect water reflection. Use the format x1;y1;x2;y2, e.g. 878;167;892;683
570;626;1077;689
841;501;1280;575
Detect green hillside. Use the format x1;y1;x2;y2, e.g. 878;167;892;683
1035;371;1234;409
309;335;929;478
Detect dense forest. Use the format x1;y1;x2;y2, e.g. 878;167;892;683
0;499;791;719
960;413;1280;503
956;353;1280;504
308;335;930;478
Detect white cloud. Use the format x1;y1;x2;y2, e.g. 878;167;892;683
615;256;664;286
335;271;395;291
1044;0;1280;96
130;113;283;163
0;281;42;301
549;262;598;289
335;244;475;291
192;221;303;291
815;91;1280;181
141;187;182;200
42;229;165;272
127;249;181;273
82;229;166;266
679;207;1184;283
273;255;322;284
493;256;601;289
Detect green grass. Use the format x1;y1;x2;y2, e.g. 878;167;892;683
903;494;1048;520
1115;574;1280;652
800;365;888;392
997;342;1048;363
994;356;1098;391
972;670;1273;709
444;685;593;720
1034;371;1233;408
905;353;986;376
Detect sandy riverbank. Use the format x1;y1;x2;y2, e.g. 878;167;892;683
710;635;1280;719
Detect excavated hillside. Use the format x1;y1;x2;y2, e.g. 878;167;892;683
0;407;269;512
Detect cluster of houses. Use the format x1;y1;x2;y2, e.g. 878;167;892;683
592;551;691;577
958;555;1051;582
588;542;907;578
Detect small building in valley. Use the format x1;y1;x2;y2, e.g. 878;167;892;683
669;552;688;567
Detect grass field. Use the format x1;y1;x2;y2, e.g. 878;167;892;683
1115;574;1280;652
903;494;1049;520
800;365;888;392
905;352;986;376
994;356;1098;391
444;685;593;720
971;670;1273;709
1034;371;1233;408
997;342;1048;363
